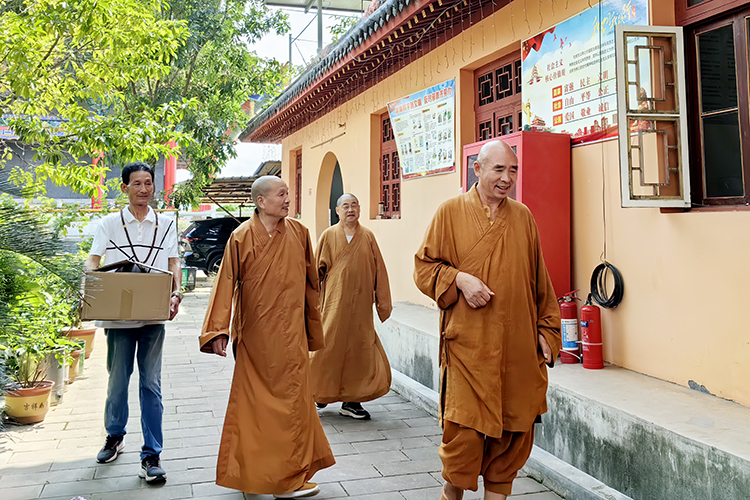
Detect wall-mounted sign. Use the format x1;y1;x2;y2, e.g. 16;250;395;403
521;0;648;144
387;78;456;180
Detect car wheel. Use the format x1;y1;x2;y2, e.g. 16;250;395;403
207;254;223;275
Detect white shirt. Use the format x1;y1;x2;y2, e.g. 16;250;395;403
89;206;179;329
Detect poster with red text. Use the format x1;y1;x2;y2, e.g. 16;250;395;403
521;0;648;144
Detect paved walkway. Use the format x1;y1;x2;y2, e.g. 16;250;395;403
0;282;562;500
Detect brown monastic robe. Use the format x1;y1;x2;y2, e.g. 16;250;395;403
414;185;562;438
310;223;392;403
199;214;335;494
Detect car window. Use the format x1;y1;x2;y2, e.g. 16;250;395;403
205;225;222;237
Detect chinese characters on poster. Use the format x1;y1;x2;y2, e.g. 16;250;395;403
521;0;648;144
387;79;456;180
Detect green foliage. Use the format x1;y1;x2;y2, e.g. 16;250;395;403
0;252;83;389
0;0;193;197
142;0;291;209
330;15;358;43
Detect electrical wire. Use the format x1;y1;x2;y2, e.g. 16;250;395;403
590;262;624;309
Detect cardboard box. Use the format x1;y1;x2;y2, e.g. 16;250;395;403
82;261;173;321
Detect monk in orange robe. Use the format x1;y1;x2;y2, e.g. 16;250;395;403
199;176;334;499
414;140;561;500
310;194;392;420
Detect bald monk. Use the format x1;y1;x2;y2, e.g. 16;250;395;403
310;194;392;420
414;140;561;500
200;176;334;499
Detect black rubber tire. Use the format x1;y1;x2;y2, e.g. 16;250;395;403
207;254;223;275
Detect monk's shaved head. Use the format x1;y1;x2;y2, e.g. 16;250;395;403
476;140;517;169
336;193;359;208
251;175;285;204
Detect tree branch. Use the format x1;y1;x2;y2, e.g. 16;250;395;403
182;49;201;96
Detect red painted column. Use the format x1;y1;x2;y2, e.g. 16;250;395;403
163;141;177;207
91;153;104;209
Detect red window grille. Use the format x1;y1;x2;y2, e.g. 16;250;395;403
474;53;523;140
295;150;302;217
380;114;400;218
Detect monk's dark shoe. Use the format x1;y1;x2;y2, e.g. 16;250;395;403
339;402;371;420
315;402;327;409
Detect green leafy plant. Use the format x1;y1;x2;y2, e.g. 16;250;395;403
330;15;358;43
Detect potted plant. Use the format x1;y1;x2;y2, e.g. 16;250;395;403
1;328;55;424
1;289;80;422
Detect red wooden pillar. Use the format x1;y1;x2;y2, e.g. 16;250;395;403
163;141;177;207
91;153;104;209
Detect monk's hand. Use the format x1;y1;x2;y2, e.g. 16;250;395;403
455;271;494;308
538;333;552;364
212;335;228;357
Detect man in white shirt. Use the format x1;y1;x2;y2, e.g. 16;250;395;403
84;162;181;484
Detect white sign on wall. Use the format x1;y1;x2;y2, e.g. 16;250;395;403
387;78;456;180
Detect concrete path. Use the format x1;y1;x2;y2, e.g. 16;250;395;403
0;283;562;500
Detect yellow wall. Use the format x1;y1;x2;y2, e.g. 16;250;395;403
275;0;750;407
573;140;750;406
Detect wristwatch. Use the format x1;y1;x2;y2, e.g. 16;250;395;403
171;291;183;302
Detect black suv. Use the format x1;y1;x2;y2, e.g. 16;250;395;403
180;217;248;274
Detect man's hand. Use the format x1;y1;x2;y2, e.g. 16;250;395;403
455;271;494;308
538;333;552;365
211;335;229;357
169;296;180;320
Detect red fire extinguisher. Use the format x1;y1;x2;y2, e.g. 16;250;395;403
580;294;604;369
558;291;580;364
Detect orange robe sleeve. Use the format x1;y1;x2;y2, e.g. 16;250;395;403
304;227;325;351
414;205;460;309
371;234;393;322
199;233;240;353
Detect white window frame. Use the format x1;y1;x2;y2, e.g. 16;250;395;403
616;25;691;208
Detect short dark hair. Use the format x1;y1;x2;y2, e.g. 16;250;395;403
122;162;154;185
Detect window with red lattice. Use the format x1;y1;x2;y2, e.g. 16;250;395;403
294;150;302;217
380;113;401;218
474;54;523;141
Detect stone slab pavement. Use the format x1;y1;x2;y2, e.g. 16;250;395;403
0;281;562;500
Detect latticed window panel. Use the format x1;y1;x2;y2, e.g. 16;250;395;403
392;183;400;213
382;154;390;181
496;64;514;100
379;112;401;218
382;184;390;212
498;115;514;136
382;118;394;143
478;72;494;106
616;25;690;207
478;120;493;141
475;54;522;141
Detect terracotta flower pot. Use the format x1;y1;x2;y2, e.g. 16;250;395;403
4;380;54;424
67;349;83;384
65;327;97;359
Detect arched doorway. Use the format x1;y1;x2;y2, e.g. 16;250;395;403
329;162;343;226
315;152;343;240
